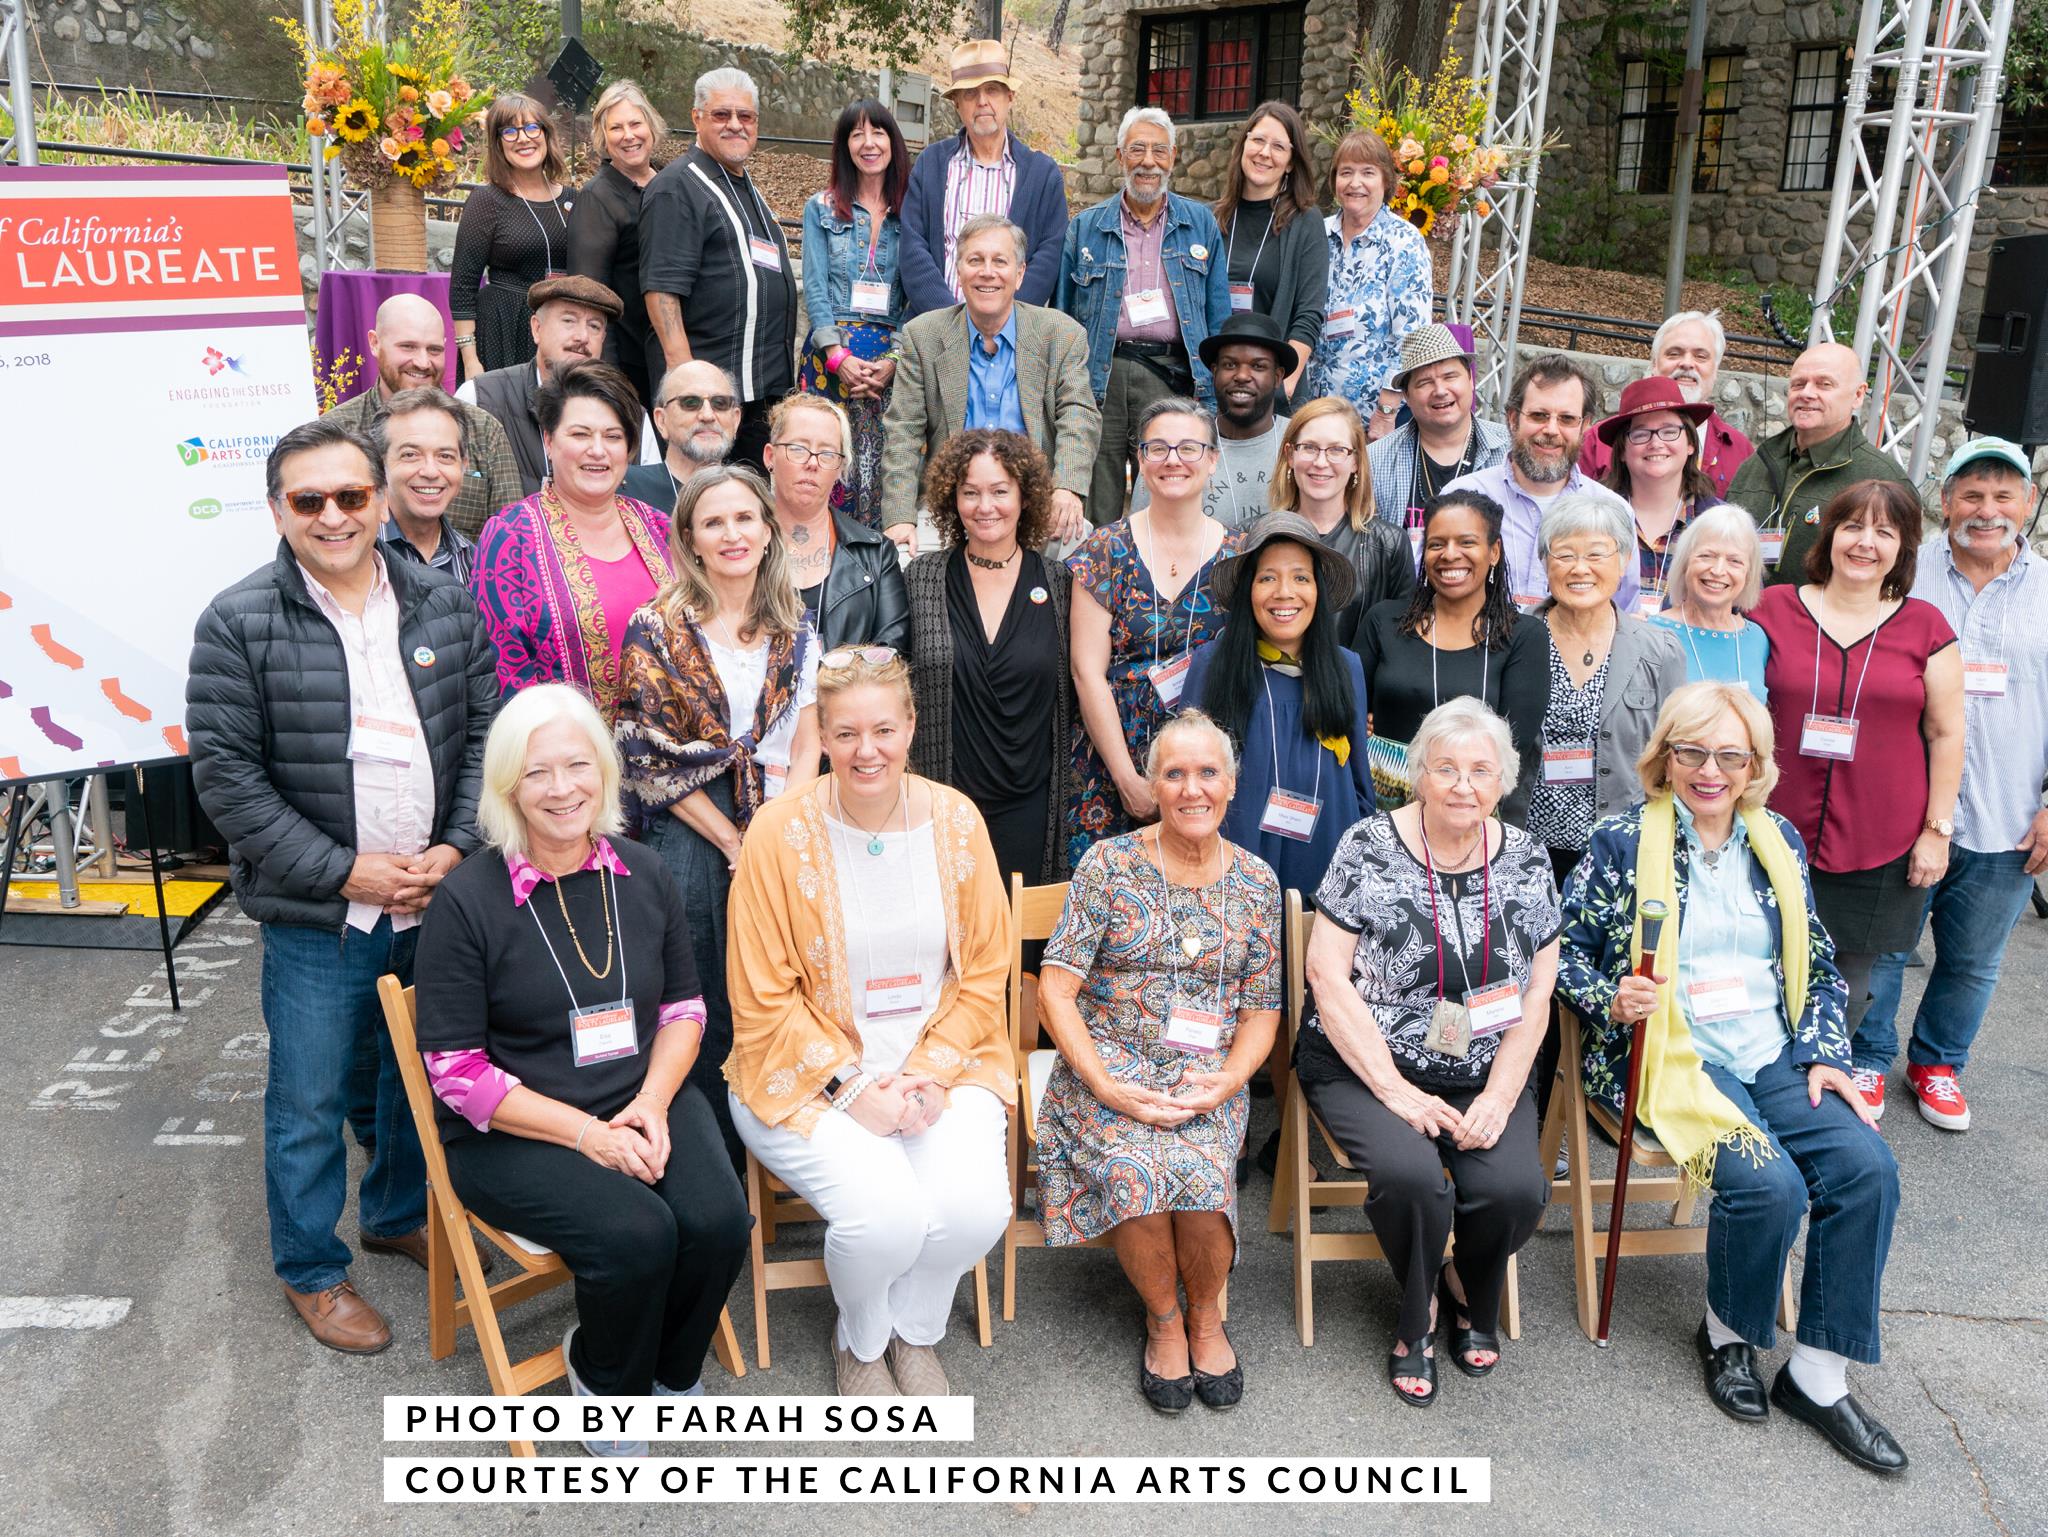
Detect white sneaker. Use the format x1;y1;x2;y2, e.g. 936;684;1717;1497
1850;1069;1887;1122
563;1324;649;1457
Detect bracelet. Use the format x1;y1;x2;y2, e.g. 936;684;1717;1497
825;346;850;373
573;1112;598;1154
830;1072;872;1113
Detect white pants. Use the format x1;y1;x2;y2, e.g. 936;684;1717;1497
731;1085;1012;1362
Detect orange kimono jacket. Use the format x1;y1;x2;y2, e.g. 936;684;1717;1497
724;775;1017;1137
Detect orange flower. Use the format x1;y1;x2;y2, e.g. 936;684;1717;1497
448;77;473;102
399;85;419;103
426;90;454;117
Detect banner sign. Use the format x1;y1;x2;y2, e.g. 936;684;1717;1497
0;165;315;785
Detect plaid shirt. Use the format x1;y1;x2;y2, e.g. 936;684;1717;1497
324;386;526;540
1365;414;1512;531
941;134;1017;300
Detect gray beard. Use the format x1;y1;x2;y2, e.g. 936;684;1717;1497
1951;520;2023;554
1510;444;1572;486
676;434;734;468
1123;174;1170;209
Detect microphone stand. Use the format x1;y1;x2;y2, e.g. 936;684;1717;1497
1597;897;1668;1346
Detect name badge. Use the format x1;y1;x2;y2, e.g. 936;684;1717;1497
1758;528;1787;567
1149;652;1192;707
1124;288;1170;326
1634;589;1667;618
748;235;783;271
1228;282;1255;314
348;712;417;767
1799;712;1858;760
1964;661;2009;697
762;762;788;798
1542;743;1596;784
850;278;890;313
1512;591;1546;612
1163;1004;1225;1054
1259;788;1321;841
1408;526;1424;567
1465;979;1522;1037
1423;998;1472;1059
571;1000;639;1067
864;973;925;1020
1687;974;1753;1024
1321;306;1358;339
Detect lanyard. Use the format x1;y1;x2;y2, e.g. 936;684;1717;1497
824;783;928;1003
1420;821;1491;999
1806;592;1883;726
1429;617;1489;711
1639;499;1689;597
1413;429;1477;512
1261;667;1324;803
717;162;775;243
1139;514;1213;676
525;865;630;1011
524;192;569;274
1679;620;1748;694
1153;828;1231;1010
1225;207;1274;289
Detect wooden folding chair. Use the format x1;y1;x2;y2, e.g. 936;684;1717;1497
1538;1002;1796;1343
1268;890;1521;1347
377;977;743;1454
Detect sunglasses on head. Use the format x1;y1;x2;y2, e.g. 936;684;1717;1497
282;486;376;515
819;645;899;670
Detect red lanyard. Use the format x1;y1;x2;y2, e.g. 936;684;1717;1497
1421;821;1491;999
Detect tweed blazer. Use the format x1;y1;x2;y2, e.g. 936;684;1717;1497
879;300;1102;530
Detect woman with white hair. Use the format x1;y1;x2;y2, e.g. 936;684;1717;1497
1651;503;1772;700
414;683;751;1454
569;79;669;409
764;393;909;652
1303;697;1560;1407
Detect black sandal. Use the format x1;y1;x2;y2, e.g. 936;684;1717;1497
1387;1338;1437;1407
1439;1266;1500;1378
1191;1324;1243;1410
1139;1334;1194;1414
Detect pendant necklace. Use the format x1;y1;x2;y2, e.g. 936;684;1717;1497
966;544;1018;570
837;778;904;857
1157;830;1219;958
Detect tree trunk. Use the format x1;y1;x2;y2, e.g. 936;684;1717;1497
1048;0;1072;54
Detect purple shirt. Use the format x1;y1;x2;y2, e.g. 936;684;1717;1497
1114;199;1181;344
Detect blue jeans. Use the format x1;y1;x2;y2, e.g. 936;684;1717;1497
1857;846;2033;1073
1705;1049;1899;1362
261;916;426;1292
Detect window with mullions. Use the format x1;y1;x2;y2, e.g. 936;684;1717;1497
1781;47;1900;192
1992;103;2048;187
1137;5;1306;122
1615;53;1739;193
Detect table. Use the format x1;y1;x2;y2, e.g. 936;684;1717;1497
312;270;458;402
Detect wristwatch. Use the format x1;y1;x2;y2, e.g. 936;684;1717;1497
1925;816;1954;837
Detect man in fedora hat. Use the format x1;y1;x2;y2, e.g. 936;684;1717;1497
1579;310;1754;495
457;273;662;494
899;38;1069;318
1365;322;1510;557
1132;312;1291;531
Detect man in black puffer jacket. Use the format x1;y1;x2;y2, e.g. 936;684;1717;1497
187;418;498;1356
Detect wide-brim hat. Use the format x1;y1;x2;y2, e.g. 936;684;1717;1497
1387;323;1478;391
1210;510;1359;617
1594;374;1713;447
527;273;624;321
1197;311;1293;372
945;38;1018;96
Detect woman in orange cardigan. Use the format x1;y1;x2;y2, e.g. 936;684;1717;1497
725;646;1015;1398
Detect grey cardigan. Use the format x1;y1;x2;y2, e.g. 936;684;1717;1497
1558;604;1687;823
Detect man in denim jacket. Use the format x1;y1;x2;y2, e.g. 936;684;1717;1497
1056;107;1231;527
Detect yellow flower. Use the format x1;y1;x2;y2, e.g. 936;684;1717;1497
1406;204;1436;236
431;137;451;157
399;84;419;103
324;142;343;161
334;98;378;141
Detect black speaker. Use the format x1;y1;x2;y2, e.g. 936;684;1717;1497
1966;233;2048;445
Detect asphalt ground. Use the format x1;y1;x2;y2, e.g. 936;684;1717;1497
2;894;2043;1537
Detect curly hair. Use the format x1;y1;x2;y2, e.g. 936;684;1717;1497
919;429;1055;551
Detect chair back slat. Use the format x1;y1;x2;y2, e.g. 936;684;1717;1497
376;975;467;1228
1283;889;1308;1055
1008;875;1070;1056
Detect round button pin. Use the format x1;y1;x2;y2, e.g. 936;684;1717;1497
413;646;436;667
1029;586;1049;604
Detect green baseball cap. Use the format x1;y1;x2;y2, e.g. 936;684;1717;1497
1943;435;2033;482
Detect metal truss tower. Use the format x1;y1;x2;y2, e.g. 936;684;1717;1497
2;0;36;166
303;0;387;272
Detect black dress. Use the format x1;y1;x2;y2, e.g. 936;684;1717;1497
451;183;577;374
946;549;1060;886
568;162;656;410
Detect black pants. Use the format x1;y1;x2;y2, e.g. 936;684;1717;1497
443;1085;751;1394
1535;844;1588;1121
734;398;775;471
1301;1075;1546;1344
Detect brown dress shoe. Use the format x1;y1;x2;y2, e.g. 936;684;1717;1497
361;1226;494;1274
283;1280;392;1354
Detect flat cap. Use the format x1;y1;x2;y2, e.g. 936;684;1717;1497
527;273;623;321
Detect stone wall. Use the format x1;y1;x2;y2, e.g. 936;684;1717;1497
30;0;222;85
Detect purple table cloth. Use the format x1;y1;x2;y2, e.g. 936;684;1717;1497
313;270;458;402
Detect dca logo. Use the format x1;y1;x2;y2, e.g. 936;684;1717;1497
188;498;223;520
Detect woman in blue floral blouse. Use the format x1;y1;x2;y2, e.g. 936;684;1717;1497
1555;681;1907;1476
1301;130;1433;434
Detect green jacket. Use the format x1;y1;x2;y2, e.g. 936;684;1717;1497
1725;418;1913;584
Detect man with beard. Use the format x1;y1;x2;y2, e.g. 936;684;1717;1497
1057;106;1230;525
1366;323;1510;557
1579;310;1754;494
1131;313;1289;530
374;388;478;585
323;294;523;540
620;359;742;508
1443;353;1638;610
1855;438;2046;1134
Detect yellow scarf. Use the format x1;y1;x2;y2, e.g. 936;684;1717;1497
1631;794;1803;1186
1255;639;1350;764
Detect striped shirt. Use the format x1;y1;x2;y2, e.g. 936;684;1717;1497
942;136;1018;300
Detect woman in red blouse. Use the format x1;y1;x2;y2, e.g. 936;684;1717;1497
1750;481;1965;1118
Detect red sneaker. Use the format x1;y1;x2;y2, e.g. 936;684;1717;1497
1849;1069;1886;1121
1905;1064;1971;1131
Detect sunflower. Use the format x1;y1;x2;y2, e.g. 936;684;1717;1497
1404;202;1436;236
334;98;378;141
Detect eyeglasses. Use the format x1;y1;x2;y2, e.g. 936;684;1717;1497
772;442;847;469
1423;763;1501;789
1546;544;1621;565
1515;410;1584;429
667;393;739;413
1290;442;1358;463
1626;424;1688;446
499;123;547;143
1669;744;1756;772
705;107;759;126
1137;438;1214;464
819;645;899;670
281;485;376;515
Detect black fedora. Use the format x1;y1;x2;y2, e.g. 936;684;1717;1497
1198;311;1293;372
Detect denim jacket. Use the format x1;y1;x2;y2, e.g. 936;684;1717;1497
1055;192;1230;408
801;191;906;351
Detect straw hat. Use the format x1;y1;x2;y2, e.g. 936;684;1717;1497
944;39;1018;96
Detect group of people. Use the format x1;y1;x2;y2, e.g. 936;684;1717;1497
180;39;2048;1476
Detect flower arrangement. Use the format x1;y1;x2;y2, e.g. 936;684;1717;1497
281;0;489;194
1338;10;1549;238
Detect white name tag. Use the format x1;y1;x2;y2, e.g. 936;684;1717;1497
1228;282;1255;314
1542;744;1595;784
1512;591;1546;612
1634;589;1667;618
850;278;890;313
1149;652;1192;707
1125;288;1170;326
763;762;788;798
571;1001;638;1067
1799;712;1858;760
1964;661;2009;697
1163;1004;1225;1054
348;712;417;767
864;973;925;1020
1409;527;1424;566
748;235;783;270
1321;306;1357;339
1258;788;1321;842
1687;974;1753;1024
1758;528;1787;567
1465;979;1522;1037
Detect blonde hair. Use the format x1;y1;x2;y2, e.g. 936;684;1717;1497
1143;707;1240;781
1666;503;1766;614
477;684;625;860
655;464;806;643
767;393;854;469
816;645;914;722
590;78;669;159
1270;397;1375;531
1636;681;1780;809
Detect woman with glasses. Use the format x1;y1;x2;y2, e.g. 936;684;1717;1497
1067;397;1240;869
762;395;909;653
569;80;667;411
1557;682;1905;1475
1212;101;1328;405
801;100;910;532
1594;377;1734;618
726;648;1014;1397
614;463;820;1166
1269;398;1415;637
1302;698;1559;1406
1651;504;1773;701
452;95;577;379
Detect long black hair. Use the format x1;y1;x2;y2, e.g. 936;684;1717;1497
1396;490;1519;652
1201;536;1358;751
829;100;909;220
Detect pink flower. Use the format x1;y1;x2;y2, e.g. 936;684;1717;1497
447;128;463;149
1430;155;1449;168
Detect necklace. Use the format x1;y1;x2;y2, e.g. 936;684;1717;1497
1155;829;1223;958
1418;811;1485;875
1551;609;1607;668
965;544;1019;570
553;865;615;980
836;779;904;857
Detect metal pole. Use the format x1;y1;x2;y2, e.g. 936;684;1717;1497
562;0;582;39
0;787;27;941
1663;0;1711;315
2;0;38;166
303;0;333;269
1808;0;1904;340
879;67;895;111
133;769;181;1012
1497;0;1560;393
1849;1;1934;363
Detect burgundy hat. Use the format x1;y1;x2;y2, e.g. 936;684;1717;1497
1594;374;1713;448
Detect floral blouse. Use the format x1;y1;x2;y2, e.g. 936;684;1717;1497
1301;207;1433;409
1554;801;1852;1118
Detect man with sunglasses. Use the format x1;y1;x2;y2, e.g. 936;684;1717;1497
187;418;500;1356
641;66;797;468
621;359;743;507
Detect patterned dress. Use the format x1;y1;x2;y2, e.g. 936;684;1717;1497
1035;834;1282;1248
1528;640;1609;856
1064;518;1240;870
